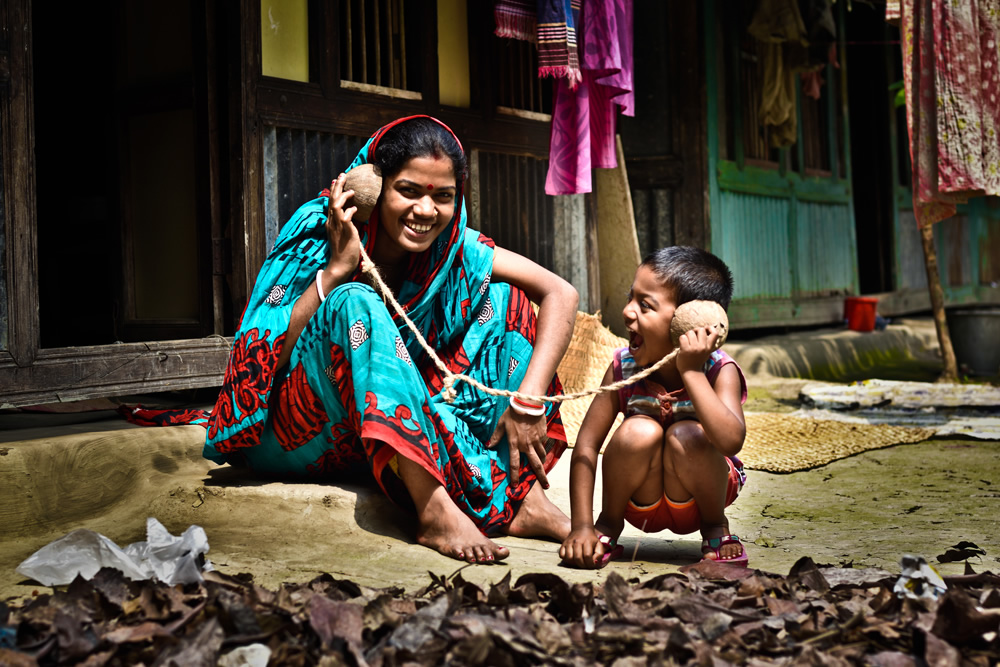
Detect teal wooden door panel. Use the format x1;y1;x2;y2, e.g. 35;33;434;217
795;200;856;297
717;190;792;300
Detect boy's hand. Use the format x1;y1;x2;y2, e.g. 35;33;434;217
559;526;605;569
675;325;721;375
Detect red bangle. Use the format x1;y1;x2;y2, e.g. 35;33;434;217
509;396;546;416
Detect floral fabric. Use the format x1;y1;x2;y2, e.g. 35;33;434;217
893;0;1000;225
203;116;567;533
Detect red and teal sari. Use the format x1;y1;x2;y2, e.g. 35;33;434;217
203;117;566;534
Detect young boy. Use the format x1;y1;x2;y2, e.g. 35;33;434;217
559;246;749;569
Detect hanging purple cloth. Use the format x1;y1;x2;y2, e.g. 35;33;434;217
545;0;634;195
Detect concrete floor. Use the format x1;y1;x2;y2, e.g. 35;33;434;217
2;318;998;601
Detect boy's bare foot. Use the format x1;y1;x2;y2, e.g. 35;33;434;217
416;493;509;564
700;522;744;561
505;482;571;541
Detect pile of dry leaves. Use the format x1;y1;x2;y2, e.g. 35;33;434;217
2;557;998;666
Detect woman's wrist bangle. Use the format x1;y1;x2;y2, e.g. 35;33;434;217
509;395;546;417
316;269;328;303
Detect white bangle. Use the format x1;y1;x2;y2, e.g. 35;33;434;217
509;395;546;417
316;270;328;302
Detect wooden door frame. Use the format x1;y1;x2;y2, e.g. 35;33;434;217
0;0;231;408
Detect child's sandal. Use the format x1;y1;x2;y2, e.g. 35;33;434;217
701;534;749;567
596;534;625;567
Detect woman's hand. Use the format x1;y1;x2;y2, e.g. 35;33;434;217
559;525;604;569
488;406;549;488
325;173;362;282
675;325;721;375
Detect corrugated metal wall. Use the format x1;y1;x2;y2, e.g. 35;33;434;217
794;201;855;297
472;151;554;271
0;134;6;351
897;204;1000;302
895;209;927;292
632;188;674;258
263;127;367;252
714;193;855;303
716;192;793;300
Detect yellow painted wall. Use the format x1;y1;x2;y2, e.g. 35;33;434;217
261;0;309;82
437;0;470;107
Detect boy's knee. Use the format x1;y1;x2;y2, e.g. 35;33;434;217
665;421;714;458
613;416;664;451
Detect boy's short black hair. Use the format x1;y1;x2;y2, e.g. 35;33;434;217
640;246;734;310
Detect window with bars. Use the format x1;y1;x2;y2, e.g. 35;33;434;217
732;38;782;166
491;35;553;117
719;9;844;177
339;0;422;97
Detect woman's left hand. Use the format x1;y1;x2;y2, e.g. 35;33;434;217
488;408;549;489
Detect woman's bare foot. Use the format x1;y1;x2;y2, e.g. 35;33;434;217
398;455;508;564
415;493;509;564
504;482;571;541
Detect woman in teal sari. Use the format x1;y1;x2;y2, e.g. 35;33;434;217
204;116;578;563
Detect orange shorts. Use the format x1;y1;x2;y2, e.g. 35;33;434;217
623;456;745;535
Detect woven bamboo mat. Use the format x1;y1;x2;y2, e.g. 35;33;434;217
555;312;626;449
741;412;937;473
555;312;938;473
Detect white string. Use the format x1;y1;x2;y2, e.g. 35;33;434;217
358;245;720;404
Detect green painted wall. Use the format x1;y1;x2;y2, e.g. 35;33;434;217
704;0;857;328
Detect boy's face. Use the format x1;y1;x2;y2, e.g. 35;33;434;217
622;264;677;367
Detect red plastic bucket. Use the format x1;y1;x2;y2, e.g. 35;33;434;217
844;296;878;332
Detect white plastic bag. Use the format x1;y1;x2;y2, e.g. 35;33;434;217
893;554;947;600
16;517;213;587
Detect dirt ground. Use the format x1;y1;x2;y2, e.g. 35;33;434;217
0;384;1000;599
2;370;998;604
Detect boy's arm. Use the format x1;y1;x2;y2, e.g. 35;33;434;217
676;327;746;457
560;364;619;568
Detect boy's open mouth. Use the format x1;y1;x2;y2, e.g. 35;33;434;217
628;330;644;352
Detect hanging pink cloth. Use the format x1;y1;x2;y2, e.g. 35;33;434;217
890;0;1000;225
545;0;634;195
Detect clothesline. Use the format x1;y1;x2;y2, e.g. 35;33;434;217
358;244;709;405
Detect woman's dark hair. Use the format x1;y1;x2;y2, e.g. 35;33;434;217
640;246;735;310
373;117;468;183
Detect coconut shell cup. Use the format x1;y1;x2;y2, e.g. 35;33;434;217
669;300;729;350
342;163;383;223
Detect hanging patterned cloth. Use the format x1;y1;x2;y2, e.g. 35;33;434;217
888;0;1000;225
544;0;634;195
494;0;581;82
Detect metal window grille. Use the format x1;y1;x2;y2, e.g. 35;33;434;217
492;35;552;115
471;151;554;271
340;0;417;92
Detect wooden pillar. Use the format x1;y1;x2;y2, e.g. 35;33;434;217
920;223;958;381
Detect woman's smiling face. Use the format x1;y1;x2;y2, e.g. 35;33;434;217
373;154;457;263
